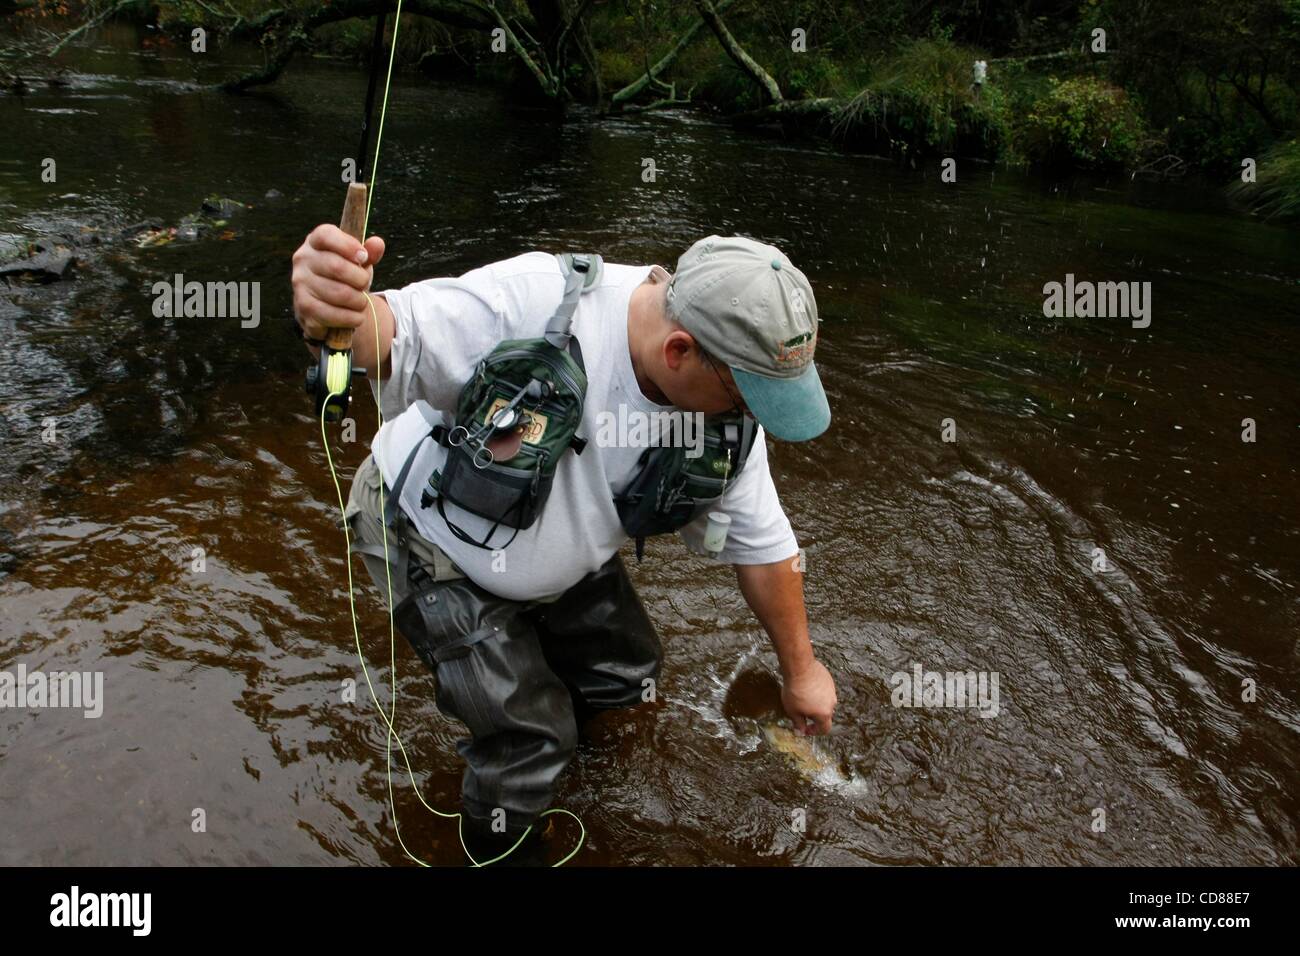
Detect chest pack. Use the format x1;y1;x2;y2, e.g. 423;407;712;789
614;413;758;560
384;252;757;553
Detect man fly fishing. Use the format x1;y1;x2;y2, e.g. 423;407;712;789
292;226;838;864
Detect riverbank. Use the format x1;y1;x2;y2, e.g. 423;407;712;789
4;2;1298;223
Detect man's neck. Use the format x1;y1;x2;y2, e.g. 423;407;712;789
627;281;671;405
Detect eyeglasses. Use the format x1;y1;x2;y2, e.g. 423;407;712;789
702;350;749;418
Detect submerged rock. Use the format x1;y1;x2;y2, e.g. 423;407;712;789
201;196;247;218
118;220;165;239
1;196;249;288
0;238;75;282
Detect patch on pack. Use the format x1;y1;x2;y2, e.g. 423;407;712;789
485;398;548;444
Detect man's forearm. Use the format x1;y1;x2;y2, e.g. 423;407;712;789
735;557;814;680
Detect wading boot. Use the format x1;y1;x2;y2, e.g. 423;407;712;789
461;818;552;867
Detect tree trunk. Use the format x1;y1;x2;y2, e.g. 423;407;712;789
728;97;839;127
216;0;549;94
610;0;738;109
694;0;782;104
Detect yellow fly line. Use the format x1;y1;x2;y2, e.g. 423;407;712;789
316;0;583;867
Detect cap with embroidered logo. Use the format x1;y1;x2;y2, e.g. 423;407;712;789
665;234;830;441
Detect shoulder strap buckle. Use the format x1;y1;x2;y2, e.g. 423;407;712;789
545;253;603;350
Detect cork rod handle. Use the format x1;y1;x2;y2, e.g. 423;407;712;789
328;181;369;352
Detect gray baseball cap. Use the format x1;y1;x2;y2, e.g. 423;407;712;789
665;235;830;442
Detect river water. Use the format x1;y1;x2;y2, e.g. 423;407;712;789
1;31;1296;865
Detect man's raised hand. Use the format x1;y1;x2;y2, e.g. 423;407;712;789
291;224;386;343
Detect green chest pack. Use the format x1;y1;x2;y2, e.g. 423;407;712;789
614;414;758;560
413;253;600;550
385;252;757;554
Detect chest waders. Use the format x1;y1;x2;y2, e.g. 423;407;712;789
370;255;759;856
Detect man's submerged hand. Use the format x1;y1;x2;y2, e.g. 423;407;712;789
781;656;836;735
733;558;836;735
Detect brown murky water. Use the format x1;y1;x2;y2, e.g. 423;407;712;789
1;29;1296;865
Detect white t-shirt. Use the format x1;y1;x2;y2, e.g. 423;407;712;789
369;252;798;601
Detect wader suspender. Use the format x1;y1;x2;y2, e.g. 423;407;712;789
379;254;602;555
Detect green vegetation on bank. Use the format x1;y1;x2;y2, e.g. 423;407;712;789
7;0;1299;220
1228;138;1300;222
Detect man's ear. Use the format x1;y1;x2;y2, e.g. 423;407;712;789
662;329;697;371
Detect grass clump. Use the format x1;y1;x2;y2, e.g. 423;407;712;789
1228;138;1300;222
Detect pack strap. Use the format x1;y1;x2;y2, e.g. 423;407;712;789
558;252;603;290
732;415;758;471
544;253;602;351
350;538;411;590
382;399;442;529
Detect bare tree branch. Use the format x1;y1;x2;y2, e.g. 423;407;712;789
47;0;143;57
611;0;737;108
480;0;557;95
213;0;518;93
694;0;781;104
578;13;602;100
729;96;838;126
554;0;595;64
220;29;308;92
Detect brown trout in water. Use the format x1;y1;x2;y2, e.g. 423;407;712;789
762;722;837;777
